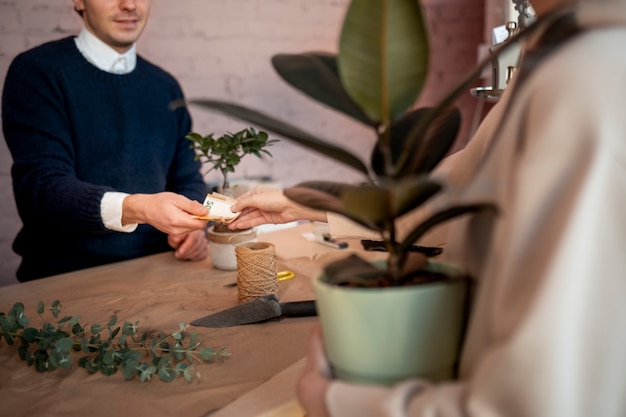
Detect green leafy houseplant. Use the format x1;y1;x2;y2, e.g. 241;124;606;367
185;127;278;269
181;0;498;286
186;127;278;197
0;300;230;383
175;0;531;385
175;0;553;385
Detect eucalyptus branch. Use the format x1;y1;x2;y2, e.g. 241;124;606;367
0;301;230;383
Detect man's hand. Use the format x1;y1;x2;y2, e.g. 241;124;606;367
168;229;208;261
122;192;209;235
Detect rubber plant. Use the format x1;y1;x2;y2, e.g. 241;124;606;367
176;0;502;287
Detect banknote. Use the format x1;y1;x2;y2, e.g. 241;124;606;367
191;192;241;223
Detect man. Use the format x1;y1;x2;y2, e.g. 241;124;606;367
2;0;210;281
230;0;626;415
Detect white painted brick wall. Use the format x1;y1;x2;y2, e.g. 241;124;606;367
0;0;485;285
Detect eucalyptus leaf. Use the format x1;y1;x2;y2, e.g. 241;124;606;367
122;321;136;336
54;337;74;354
175;362;189;372
100;365;118;376
21;327;39;343
138;364;156;382
107;315;117;328
183;365;193;383
57;354;72;369
158;367;176;382
200;347;217;361
103;348;116;365
121;361;138;380
91;323;102;334
71;322;83;336
9;302;27;327
0;318;14;345
18;344;31;363
173;343;185;360
50;300;61;318
1;301;230;383
33;350;49;372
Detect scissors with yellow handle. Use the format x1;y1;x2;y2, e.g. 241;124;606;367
224;270;295;288
277;270;295;281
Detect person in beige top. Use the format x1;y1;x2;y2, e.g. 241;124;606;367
229;0;626;415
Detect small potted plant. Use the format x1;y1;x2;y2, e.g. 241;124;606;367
182;0;524;384
186;127;278;270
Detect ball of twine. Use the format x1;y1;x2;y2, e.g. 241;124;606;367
235;242;278;303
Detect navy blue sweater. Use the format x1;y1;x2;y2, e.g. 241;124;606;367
2;37;206;281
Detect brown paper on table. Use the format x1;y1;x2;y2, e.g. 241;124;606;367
209;358;306;417
0;224;322;417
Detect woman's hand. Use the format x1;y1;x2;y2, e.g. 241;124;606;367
297;323;332;417
228;186;327;230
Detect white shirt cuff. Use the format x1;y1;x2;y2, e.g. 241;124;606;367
101;192;138;233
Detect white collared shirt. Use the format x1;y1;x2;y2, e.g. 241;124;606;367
75;27;137;74
75;28;138;233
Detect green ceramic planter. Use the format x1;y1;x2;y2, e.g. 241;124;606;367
313;261;469;386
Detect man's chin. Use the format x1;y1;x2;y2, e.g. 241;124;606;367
110;34;141;51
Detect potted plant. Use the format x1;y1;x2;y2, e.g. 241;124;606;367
179;0;518;384
186;127;278;270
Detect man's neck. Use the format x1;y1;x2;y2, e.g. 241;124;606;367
74;27;137;74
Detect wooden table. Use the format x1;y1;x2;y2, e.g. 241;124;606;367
0;222;385;417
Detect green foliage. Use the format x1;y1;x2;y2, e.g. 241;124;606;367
178;0;496;285
0;301;230;383
186;127;278;193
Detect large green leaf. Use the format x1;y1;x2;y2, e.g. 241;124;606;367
341;185;392;227
175;99;370;177
284;182;379;231
387;177;442;218
342;177;441;225
285;178;441;231
271;53;374;126
370;107;460;178
395;106;461;177
285;180;395;229
399;203;499;253
390;17;547;179
338;0;429;123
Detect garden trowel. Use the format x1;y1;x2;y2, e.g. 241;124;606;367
190;294;317;328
